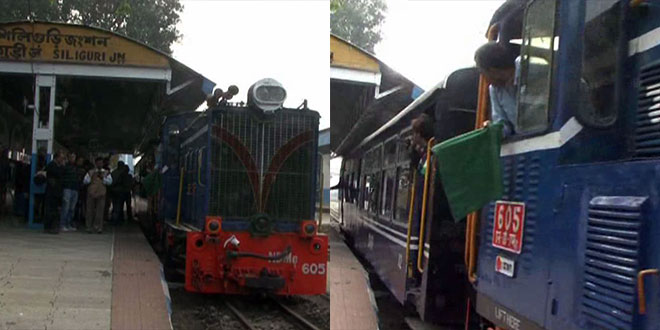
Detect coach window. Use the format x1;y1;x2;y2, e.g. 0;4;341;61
516;0;558;134
381;137;398;218
369;146;383;215
576;0;620;128
361;153;371;211
394;166;411;224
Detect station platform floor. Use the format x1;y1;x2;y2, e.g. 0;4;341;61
327;219;379;330
0;218;171;330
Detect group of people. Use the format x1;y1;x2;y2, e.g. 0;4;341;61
36;151;134;234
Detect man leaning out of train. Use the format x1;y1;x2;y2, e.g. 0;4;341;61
409;113;435;172
474;41;520;138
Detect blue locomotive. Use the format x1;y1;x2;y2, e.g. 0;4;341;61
151;79;328;295
472;0;660;329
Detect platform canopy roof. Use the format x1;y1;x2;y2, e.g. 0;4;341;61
330;34;423;156
0;21;215;155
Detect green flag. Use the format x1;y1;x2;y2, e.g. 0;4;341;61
431;123;504;222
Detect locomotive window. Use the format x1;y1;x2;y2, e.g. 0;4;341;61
516;0;558;134
576;0;620;127
381;168;396;218
166;124;180;167
394;166;412;223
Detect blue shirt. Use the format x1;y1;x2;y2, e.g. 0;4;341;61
489;57;521;138
489;83;517;137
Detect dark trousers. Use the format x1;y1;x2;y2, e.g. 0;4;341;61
111;194;124;224
44;195;61;232
123;191;132;221
112;191;133;224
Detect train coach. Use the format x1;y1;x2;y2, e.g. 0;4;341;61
152;78;328;295
337;67;480;326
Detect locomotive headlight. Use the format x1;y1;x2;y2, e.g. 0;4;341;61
247;78;287;112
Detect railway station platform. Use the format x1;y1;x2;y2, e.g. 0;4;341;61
0;219;171;330
327;221;379;330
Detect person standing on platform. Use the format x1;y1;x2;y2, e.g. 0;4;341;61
60;153;79;231
102;157;112;223
84;157;113;234
13;161;30;219
121;163;134;222
0;148;10;215
110;161;129;225
74;157;89;228
44;151;66;234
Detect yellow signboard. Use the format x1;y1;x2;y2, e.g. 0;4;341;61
0;22;170;68
330;35;380;73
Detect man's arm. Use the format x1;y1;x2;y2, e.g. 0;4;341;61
489;85;513;137
103;172;113;185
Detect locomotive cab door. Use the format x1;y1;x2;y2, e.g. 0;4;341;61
475;0;560;328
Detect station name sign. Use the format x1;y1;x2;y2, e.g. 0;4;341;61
0;22;169;68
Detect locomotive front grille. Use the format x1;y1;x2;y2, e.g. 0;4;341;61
635;62;660;157
580;196;646;330
209;108;318;221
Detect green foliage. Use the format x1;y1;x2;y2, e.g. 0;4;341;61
0;0;183;54
330;0;387;53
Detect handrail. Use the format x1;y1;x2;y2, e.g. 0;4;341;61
405;170;418;277
637;268;659;314
197;147;206;187
175;166;185;226
630;0;645;7
417;137;435;273
465;24;500;284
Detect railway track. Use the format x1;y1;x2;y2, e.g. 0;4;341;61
224;296;325;330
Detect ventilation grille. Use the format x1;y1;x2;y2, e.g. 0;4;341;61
209;108;318;221
636;62;660;157
581;196;647;330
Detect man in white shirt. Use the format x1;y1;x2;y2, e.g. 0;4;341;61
83;157;113;233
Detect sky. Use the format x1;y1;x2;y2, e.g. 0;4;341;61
330;0;504;182
172;0;329;129
374;0;504;90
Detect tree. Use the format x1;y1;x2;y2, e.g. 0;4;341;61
0;0;183;54
330;0;387;53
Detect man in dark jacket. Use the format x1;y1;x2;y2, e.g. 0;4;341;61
0;148;9;215
44;151;66;234
60;153;79;231
110;162;130;225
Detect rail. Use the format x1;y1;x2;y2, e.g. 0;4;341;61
465;24;499;283
225;301;257;330
417;137;435;273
